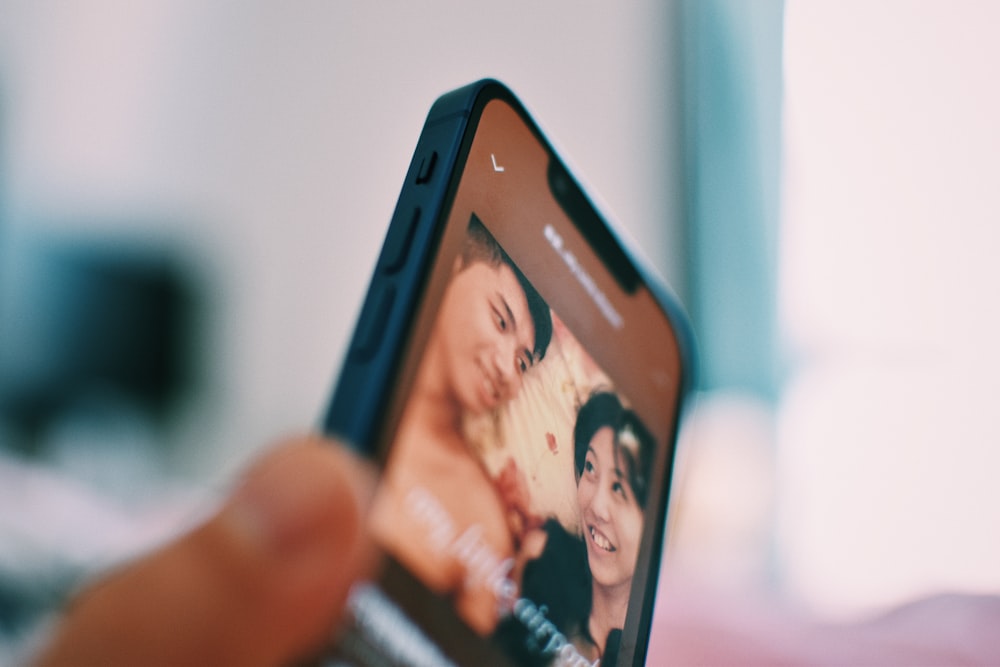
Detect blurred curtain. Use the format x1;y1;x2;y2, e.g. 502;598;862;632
680;0;784;400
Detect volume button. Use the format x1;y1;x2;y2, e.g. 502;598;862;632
348;283;396;362
379;207;421;274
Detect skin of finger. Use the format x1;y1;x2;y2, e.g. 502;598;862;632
35;436;377;667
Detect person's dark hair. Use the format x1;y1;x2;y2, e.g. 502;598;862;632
572;390;655;509
461;215;553;361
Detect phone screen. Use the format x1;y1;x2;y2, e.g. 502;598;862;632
329;97;684;667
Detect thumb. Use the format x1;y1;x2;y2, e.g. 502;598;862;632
36;435;376;667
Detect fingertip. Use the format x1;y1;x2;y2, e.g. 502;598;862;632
214;435;379;659
223;435;375;561
37;435;378;667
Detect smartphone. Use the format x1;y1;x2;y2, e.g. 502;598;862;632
322;80;693;667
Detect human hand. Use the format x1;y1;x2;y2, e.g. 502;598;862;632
34;435;376;667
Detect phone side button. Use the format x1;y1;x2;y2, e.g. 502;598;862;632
415;150;438;184
379;207;420;274
348;283;396;362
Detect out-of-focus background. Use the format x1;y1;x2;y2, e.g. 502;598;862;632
2;0;999;657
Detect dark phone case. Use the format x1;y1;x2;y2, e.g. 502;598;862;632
322;80;495;453
323;78;696;454
320;79;698;666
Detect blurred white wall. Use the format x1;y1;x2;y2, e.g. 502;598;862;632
0;2;683;480
778;0;1000;618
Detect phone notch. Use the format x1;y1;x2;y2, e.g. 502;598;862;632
548;158;640;294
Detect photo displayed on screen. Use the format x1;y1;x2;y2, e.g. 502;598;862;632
368;215;656;666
